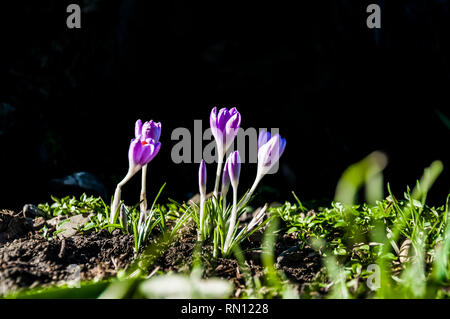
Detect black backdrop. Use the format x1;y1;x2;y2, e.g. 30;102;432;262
1;0;449;210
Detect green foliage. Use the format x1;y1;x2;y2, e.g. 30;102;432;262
230;218;298;299
38;193;106;218
270;160;449;299
38;184;182;253
190;193;269;258
109;183;169;252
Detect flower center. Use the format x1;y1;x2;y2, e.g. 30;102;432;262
141;140;148;146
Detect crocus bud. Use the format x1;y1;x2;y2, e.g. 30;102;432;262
199;160;207;196
128;137;161;169
221;159;230;196
227;151;241;189
210;107;241;158
257;133;286;177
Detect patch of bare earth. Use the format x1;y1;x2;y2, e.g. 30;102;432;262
0;209;135;295
154;221;322;297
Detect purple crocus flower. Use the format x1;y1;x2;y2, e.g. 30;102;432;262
238;131;286;210
210;107;241;157
257;133;286;177
199;160;207;196
128;136;161;168
129;119;162;168
134;119;162;215
111;119;162;226
227;151;241;189
210;107;241;200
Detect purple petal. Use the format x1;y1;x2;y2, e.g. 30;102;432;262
258;129;271;150
279;137;287;157
210;107;241;156
268;135;283;166
135;119;142;138
129;137;143;166
217;108;231;132
141;140;161;165
142;120;162;142
228;112;241;130
224;112;241;148
147;141;162;163
259;135;277;167
139;143;153;165
155;122;162;141
210;107;218;136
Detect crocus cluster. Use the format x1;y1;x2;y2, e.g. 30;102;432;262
198;107;286;255
108;108;284;257
110;120;161;225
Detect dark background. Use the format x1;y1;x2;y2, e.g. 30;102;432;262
1;0;449;210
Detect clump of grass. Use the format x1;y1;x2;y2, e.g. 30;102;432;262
38;193;106;218
37;184;179;252
270;158;449;298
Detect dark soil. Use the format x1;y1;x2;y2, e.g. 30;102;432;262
0;210;34;245
0;210;135;295
1;208;322;297
154;221;322;298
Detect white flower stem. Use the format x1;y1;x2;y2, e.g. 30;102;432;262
198;193;205;241
110;168;137;225
213;153;225;201
238;174;262;210
222;195;227;217
140;164;148;215
224;185;238;254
